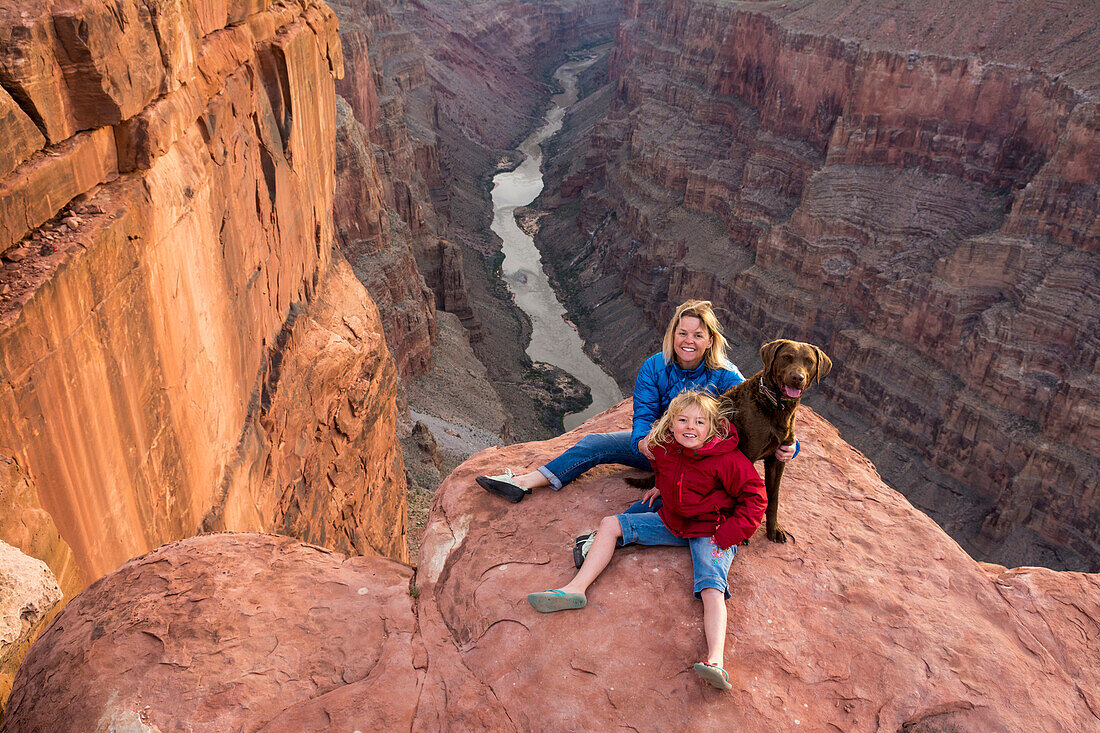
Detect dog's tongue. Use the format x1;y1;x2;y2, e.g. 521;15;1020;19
783;385;803;399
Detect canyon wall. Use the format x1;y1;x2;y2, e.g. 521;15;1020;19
330;0;443;379
538;0;1099;569
328;0;621;439
0;0;408;633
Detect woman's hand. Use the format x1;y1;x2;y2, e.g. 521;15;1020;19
776;443;796;462
641;487;661;507
638;439;654;460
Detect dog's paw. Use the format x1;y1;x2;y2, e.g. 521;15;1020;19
767;526;790;543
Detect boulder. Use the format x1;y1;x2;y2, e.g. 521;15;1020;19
415;401;1100;730
0;540;61;719
2;533;421;732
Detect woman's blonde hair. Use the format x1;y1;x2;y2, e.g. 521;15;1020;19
645;390;729;449
661;299;730;370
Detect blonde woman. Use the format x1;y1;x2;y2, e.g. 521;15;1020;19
477;300;794;501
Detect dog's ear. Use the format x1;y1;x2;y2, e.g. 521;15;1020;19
759;340;788;372
813;346;833;384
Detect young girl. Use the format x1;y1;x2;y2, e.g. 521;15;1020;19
526;391;767;691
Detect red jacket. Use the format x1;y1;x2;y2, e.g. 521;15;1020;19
652;430;767;549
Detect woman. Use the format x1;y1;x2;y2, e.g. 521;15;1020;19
476;299;795;502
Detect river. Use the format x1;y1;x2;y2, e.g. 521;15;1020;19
490;54;623;431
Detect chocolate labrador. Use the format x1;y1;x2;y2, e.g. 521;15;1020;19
719;339;831;543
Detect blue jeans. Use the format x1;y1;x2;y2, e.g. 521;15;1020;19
538;430;652;489
616;512;737;599
625;497;662;513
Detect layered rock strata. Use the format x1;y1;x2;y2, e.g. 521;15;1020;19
331;0;471;358
0;0;406;616
329;0;621;439
333;94;436;379
6;406;1099;730
538;0;1099;568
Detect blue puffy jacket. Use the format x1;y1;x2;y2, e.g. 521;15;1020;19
629;353;745;450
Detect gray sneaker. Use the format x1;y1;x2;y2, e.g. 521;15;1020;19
476;469;529;503
573;531;595;568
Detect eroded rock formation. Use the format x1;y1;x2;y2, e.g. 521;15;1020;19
536;0;1099;569
6;405;1098;730
2;533;420;732
328;0;622;439
0;539;61;715
0;0;406;622
334;94;436;380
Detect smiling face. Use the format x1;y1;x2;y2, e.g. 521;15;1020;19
671;403;711;450
672;315;713;370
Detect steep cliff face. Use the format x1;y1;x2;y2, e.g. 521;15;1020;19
5;407;1099;730
333;94;436;379
538;0;1099;569
325;0;622;440
0;0;407;613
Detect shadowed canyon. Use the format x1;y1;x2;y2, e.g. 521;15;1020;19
0;0;1097;729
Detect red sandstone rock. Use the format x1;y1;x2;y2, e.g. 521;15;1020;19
6;407;1097;730
332;0;481;345
1;533;421;732
0;126;117;251
0;0;406;624
415;402;1099;730
334;94;436;380
0;0;181;143
0;539;61;718
0;454;82;603
221;255;409;563
0;85;44;180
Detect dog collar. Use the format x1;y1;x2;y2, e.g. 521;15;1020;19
757;380;780;407
758;379;797;407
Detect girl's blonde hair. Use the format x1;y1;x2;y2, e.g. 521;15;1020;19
661;299;730;370
645;390;729;449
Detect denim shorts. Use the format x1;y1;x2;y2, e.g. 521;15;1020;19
616;512;736;600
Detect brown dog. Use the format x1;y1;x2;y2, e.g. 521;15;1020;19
719;339;831;543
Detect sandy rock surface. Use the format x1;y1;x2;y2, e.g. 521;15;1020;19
2;533;420;733
5;405;1098;731
417;402;1100;731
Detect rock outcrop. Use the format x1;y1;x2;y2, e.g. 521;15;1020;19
331;0;473;354
0;540;61;717
536;0;1100;569
1;533;420;732
5;404;1098;731
0;0;406;641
